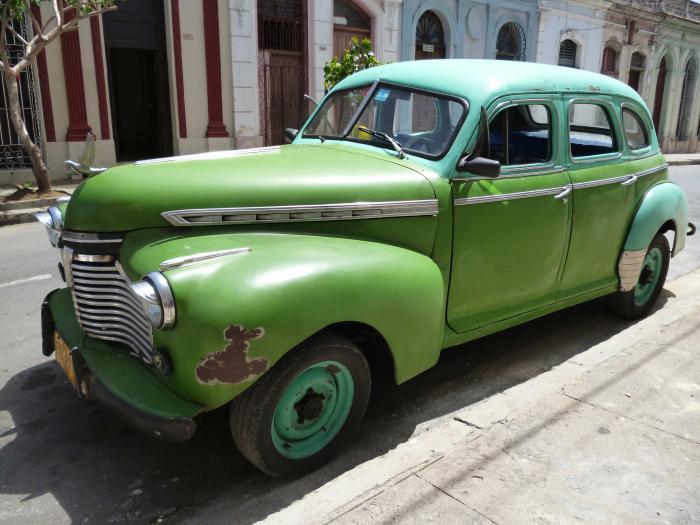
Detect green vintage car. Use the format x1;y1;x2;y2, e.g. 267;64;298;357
36;60;693;477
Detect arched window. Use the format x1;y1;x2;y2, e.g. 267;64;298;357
601;45;618;76
496;22;526;61
415;11;445;59
628;52;646;92
677;56;698;141
558;39;577;68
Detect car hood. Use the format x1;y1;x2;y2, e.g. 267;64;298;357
63;144;436;233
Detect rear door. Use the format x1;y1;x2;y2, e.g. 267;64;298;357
447;96;572;333
558;97;637;299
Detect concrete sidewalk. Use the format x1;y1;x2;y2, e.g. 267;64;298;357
665;153;700;166
0;179;79;226
244;270;700;525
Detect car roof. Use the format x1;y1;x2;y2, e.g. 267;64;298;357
335;59;647;111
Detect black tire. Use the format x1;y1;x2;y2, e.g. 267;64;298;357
230;334;371;478
610;233;670;319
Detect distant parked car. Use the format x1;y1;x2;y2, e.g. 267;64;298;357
36;60;694;477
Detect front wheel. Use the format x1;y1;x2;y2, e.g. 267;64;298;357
610;233;670;319
230;334;370;478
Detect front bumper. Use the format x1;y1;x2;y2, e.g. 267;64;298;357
42;288;201;443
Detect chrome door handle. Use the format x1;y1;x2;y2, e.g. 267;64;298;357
621;175;638;186
554;186;572;200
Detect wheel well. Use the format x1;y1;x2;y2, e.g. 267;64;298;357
322;322;397;386
658;219;677;253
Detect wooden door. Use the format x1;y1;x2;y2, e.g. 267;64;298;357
259;50;305;146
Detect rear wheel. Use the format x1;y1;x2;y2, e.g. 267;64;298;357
230;334;370;478
610;234;670;319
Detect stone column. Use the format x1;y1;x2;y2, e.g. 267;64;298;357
60;8;92;141
203;0;229;138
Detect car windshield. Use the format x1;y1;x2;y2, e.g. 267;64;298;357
302;84;467;158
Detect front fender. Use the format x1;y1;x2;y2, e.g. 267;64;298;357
625;182;689;256
122;231;445;409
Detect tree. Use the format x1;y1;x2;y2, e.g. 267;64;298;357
323;37;381;92
0;1;116;194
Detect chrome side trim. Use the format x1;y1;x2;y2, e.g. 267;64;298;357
455;166;566;182
571;163;667;191
635;163;667;178
572;175;630;190
161;200;439;226
618;249;647;291
454;186;566;206
160;247;252;271
63;231;123;244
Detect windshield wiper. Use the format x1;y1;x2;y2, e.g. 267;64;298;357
357;126;405;159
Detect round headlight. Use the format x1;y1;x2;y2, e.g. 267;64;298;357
129;272;176;329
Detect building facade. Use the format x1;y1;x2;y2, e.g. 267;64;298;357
3;0;700;186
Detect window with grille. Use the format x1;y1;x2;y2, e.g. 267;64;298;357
0;16;43;170
628;52;646;93
558;39;577;68
257;0;303;52
496;22;526;61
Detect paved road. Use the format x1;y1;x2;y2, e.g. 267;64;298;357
0;166;698;524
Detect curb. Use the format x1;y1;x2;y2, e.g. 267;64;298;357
666;159;700;166
0;207;44;226
0;195;68;212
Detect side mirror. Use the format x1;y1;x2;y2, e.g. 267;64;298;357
285;128;298;143
456;155;501;177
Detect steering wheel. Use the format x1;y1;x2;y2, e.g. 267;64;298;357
403;135;440;154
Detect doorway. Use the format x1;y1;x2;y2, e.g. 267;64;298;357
652;57;667;136
258;0;307;146
415;11;446;60
333;0;371;57
102;0;172;161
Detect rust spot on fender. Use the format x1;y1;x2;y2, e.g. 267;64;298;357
326;364;341;374
195;324;268;385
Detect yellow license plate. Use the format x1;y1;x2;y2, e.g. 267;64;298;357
54;331;79;390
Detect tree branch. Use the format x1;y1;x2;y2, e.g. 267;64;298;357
24;0;43;36
6;24;29;46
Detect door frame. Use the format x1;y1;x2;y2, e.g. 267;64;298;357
447;93;573;333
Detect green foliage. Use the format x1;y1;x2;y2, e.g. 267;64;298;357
323;37;381;92
1;1;115;20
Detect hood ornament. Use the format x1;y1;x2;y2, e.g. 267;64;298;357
64;132;108;178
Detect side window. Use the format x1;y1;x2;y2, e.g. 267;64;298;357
486;104;552;166
569;103;618;158
621;108;650;150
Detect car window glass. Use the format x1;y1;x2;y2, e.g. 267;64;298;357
622;108;649;150
304;86;371;137
487;104;552;166
569;103;618;158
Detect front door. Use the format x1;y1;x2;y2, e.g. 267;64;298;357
102;0;172;161
558;97;636;299
447;97;572;333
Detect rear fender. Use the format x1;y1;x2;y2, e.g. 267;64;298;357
123;232;445;409
618;182;689;291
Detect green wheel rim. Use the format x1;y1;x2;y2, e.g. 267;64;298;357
633;247;663;306
271;360;355;459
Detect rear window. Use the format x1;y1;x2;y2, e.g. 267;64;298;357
569;103;618;158
622;108;650;150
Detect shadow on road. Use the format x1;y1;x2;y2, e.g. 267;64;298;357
0;292;671;523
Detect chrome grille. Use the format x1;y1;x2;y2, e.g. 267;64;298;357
69;256;154;363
